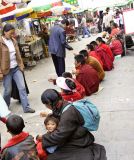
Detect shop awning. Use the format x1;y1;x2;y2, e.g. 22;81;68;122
28;0;63;12
0;7;33;22
0;3;16;15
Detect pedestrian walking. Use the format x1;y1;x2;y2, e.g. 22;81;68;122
0;24;35;113
81;15;90;38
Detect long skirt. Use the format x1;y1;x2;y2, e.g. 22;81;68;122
47;143;107;160
11;73;29;101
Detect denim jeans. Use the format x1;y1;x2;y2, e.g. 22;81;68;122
82;26;90;37
3;67;29;111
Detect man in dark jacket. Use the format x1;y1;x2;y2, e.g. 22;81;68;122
41;89;107;160
1;115;39;160
49;19;73;76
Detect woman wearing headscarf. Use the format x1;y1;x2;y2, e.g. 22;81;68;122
0;24;35;113
41;89;107;160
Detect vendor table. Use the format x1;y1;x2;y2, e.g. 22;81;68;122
19;37;44;67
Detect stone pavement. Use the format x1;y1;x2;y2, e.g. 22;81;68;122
0;36;134;160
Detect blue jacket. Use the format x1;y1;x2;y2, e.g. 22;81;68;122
49;25;66;58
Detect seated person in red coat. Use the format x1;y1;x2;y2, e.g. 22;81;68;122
110;22;120;38
36;115;59;159
90;41;113;71
96;37;114;62
62;72;86;98
1;115;39;160
56;77;82;102
86;44;103;67
110;35;123;56
72;54;99;96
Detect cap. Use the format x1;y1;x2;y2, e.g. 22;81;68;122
56;77;73;91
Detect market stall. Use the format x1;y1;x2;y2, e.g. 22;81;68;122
0;7;45;66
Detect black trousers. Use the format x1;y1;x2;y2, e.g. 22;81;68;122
51;54;65;76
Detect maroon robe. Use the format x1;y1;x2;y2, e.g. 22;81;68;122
76;64;99;96
95;46;113;71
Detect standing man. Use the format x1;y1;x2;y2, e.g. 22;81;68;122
49;19;73;77
105;7;113;34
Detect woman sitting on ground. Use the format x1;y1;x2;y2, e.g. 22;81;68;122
72;54;99;96
90;41;113;71
96;37;114;62
79;50;105;81
110;35;123;56
40;89;107;160
86;44;103;67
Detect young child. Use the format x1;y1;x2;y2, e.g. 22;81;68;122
1;114;39;160
36;114;59;158
48;75;85;100
79;50;105;81
56;77;82;102
72;54;99;96
62;72;86;98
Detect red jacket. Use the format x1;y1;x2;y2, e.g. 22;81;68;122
95;46;113;71
61;91;82;102
89;51;103;67
52;78;85;99
73;78;85;98
110;39;123;56
110;28;120;37
76;64;99;96
36;140;47;160
100;43;114;62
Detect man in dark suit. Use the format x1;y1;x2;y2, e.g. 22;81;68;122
49;19;73;76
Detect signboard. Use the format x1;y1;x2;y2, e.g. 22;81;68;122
123;9;134;34
62;0;78;5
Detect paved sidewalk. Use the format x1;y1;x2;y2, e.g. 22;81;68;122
0;36;134;160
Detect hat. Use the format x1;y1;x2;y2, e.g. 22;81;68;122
56;77;74;91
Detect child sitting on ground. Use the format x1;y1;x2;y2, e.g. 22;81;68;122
72;54;99;96
36;114;59;158
1;114;40;160
62;72;85;98
56;77;82;102
79;50;105;81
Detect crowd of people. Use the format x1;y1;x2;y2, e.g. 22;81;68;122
0;6;126;160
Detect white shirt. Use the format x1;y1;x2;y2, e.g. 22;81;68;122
119;13;123;25
81;17;87;27
105;12;113;27
2;37;18;69
103;15;107;25
73;18;78;28
114;17;120;27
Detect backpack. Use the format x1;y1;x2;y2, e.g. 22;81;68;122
62;99;100;131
